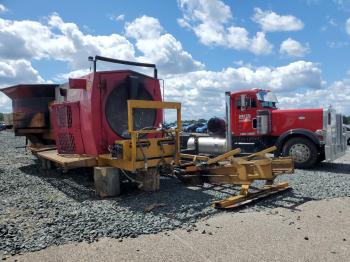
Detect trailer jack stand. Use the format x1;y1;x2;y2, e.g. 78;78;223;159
213;182;290;209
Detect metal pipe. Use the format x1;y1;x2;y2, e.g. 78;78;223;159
89;55;158;78
154;68;158;79
88;56;96;72
225;92;232;151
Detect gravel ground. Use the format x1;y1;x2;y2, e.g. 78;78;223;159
1;131;350;258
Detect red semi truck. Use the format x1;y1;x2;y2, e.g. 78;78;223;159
188;89;347;168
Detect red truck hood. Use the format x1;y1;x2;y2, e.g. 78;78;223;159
271;108;323;135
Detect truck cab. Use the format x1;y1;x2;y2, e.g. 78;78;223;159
226;89;347;168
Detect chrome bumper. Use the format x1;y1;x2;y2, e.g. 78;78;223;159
323;108;347;162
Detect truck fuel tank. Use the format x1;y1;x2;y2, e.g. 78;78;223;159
187;136;227;155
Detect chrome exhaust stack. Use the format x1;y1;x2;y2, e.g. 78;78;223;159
225;91;232;151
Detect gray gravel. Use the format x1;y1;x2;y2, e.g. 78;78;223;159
1;131;350;258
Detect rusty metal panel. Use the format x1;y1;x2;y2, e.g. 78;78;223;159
0;84;57;130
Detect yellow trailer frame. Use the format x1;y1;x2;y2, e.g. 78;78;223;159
98;100;182;171
35;99;294;209
97;99;294;207
174;146;293;209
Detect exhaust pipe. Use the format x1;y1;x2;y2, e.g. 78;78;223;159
88;55;158;78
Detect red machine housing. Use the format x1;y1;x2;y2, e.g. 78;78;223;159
51;70;162;155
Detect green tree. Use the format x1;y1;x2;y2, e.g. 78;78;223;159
0;113;3;122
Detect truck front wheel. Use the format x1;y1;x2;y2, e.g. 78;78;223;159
282;137;318;169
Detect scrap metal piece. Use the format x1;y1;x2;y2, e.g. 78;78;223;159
206;148;241;165
176;146;293;209
214;182;290;209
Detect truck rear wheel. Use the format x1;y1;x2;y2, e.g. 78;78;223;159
282;137;318;169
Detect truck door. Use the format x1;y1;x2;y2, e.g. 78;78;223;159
236;94;258;136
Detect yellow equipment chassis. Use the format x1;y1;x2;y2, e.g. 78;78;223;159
33;99;294;209
174;146;293;209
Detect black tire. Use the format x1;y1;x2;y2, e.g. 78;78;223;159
282;137;318;169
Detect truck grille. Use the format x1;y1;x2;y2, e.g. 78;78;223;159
323;108;347;161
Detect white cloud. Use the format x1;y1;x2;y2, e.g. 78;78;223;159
346;18;350;35
250;32;274;55
164;61;323;119
125;16;163;40
47;14;136;69
0;4;7;13
252;8;304;32
0;13;205;112
334;0;350;11
125;15;204;74
327;41;348;48
0;94;11;112
177;0;273;55
53;68;91;82
177;0;231;46
0;14;136;68
109;14;125;22
321;17;338;32
226;26;250;50
0;59;44;85
278;74;350;115
329;18;337;27
280;38;310;57
0;13;202;77
0;59;45;112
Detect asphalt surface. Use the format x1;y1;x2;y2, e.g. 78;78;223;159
1;130;350;259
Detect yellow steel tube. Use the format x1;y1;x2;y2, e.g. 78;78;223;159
126;100;182;168
207;148;241;165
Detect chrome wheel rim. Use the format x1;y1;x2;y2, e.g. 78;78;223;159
289;144;310;163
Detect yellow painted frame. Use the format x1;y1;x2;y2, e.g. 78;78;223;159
127;100;181;170
98;100;181;171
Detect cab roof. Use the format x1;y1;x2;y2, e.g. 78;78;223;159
229;88;271;96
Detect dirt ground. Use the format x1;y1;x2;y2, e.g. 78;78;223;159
9;197;350;262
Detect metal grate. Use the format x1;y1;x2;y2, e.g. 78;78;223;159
57;133;76;153
56;105;72;128
51;101;84;154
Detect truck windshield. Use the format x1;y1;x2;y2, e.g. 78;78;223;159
256;90;278;108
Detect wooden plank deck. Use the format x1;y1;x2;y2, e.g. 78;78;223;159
29;145;57;155
37;150;97;169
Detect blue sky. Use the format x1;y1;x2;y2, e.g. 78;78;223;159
1;0;350;119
